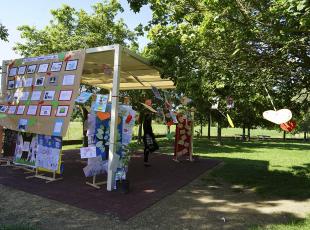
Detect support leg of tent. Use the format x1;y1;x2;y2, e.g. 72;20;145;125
107;45;122;191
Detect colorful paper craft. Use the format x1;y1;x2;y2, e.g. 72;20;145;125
263;109;292;125
40;105;52;116
59;90;72;101
38;63;49;73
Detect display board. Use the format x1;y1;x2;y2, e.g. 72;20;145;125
0;50;86;137
174;115;192;158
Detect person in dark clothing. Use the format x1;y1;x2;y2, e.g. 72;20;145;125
142;113;158;166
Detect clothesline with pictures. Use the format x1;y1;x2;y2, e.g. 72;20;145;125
77;93;136;189
210;96;235;128
262;86;296;132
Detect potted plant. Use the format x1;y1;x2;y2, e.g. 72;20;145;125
116;144;133;194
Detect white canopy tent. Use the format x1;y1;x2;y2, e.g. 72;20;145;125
83;44;175;191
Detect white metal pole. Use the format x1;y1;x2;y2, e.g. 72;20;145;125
107;45;122;191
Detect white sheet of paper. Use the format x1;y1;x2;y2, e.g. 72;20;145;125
15;78;23;88
80;146;96;159
62;75;75;85
9;67;17;77
22;142;30;152
59;90;72;101
65;60;78;71
31;91;42;101
40;106;52;116
43;91;55;101
23;78;33;87
27;105;38;115
34;77;45;86
16;105;25;115
56;106;69;117
17;66;26;75
20;92;30;101
53;121;63;133
38;63;49;73
8;106;17;114
51;62;62;72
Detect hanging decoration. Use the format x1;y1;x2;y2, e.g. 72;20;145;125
227;114;235;128
226;96;234;109
263;109;292;125
280;120;296;132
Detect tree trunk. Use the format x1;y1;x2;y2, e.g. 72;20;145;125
200;120;203;138
304;131;307;141
242;124;246;141
208;113;211;140
247;127;251;141
217;122;222;145
283;131;286;141
82;107;88;147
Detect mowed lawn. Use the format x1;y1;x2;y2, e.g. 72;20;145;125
63;121;306;140
194;139;310;230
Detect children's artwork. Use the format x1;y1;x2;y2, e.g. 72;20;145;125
0;49;85;137
38;63;49;73
48;76;58;86
15;78;23;88
65;60;78;71
53;119;64;136
20;92;30;101
31;91;42;101
23;78;33;87
141;102;157;113
263;109;292;125
80;146;97;159
35;76;45;86
280;120;296;132
50;62;63;72
40;105;52;116
0;105;8;113
170;110;178;123
7;80;15;89
62;74;75;85
16;106;26;115
211;97;219;109
27;105;38;116
8;106;17;114
226;96;234;109
59;90;72;101
13;133;37;168
9;67;17;77
93;94;109;112
151;86;163;100
18;118;28;131
83;157;108;177
120;105;136;145
227;114;235;128
43;91;55;101
56;105;69;117
75;92;92;104
27;65;37;74
180;96;192;105
17;66;26;75
174;114;192;159
36;134;62;172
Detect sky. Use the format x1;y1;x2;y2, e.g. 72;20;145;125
0;0;151;63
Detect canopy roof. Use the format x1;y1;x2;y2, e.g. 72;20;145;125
82;45;175;90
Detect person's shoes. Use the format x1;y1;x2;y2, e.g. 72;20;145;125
144;163;151;167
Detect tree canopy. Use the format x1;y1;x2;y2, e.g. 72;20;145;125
0;23;8;41
128;0;310;130
15;0;138;56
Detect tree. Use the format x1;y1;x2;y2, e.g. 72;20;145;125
14;1;139;144
0;23;8;41
129;0;310;141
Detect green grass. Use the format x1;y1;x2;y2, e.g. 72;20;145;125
64;121;306;141
190;138;310;229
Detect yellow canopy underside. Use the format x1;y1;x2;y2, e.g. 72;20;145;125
82;47;175;90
